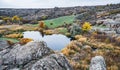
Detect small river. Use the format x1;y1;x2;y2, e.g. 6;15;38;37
23;31;71;50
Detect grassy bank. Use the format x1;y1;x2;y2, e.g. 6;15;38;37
0;37;19;43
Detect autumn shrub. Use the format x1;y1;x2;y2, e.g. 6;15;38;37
39;21;45;28
75;35;88;43
12;15;20;23
2;17;11;24
43;30;54;35
82;22;92;32
5;33;23;38
7;40;14;45
75;35;83;40
19;38;33;45
61;46;76;56
115;37;120;46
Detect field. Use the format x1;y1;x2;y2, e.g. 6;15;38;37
33;15;76;28
44;15;75;28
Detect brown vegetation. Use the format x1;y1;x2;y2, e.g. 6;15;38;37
5;33;23;38
61;35;120;70
19;38;33;45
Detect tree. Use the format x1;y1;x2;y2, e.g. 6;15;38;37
82;22;92;32
12;15;20;23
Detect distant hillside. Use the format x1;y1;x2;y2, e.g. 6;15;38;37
0;3;120;21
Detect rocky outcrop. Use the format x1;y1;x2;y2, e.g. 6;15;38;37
0;40;10;51
25;53;73;70
90;56;106;70
0;41;73;70
116;27;120;34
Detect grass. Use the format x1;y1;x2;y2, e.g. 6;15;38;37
58;28;68;34
22;15;76;29
33;15;76;28
0;37;19;43
44;15;75;28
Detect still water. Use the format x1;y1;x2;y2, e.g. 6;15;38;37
23;31;70;50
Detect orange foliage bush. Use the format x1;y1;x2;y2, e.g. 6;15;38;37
44;30;54;35
61;35;120;70
19;38;33;45
39;21;45;28
61;48;75;56
5;33;23;38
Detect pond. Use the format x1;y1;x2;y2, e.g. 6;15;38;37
23;31;71;50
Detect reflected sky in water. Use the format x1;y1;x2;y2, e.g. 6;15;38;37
23;31;70;50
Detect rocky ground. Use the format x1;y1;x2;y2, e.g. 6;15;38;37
0;38;116;70
61;35;120;70
0;41;73;70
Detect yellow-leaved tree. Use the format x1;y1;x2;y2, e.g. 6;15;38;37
12;15;20;23
82;22;92;32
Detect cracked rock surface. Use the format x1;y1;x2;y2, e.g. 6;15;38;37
0;41;73;70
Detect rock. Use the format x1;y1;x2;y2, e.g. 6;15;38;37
114;14;120;18
0;41;73;70
0;40;10;50
10;68;20;70
0;20;4;24
90;56;106;70
0;56;2;70
116;27;120;34
1;41;52;69
115;18;120;22
25;53;73;70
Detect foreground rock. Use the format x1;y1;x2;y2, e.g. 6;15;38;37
0;41;73;70
90;56;106;70
0;40;10;51
25;53;73;70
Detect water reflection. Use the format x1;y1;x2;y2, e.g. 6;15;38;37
23;31;71;50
